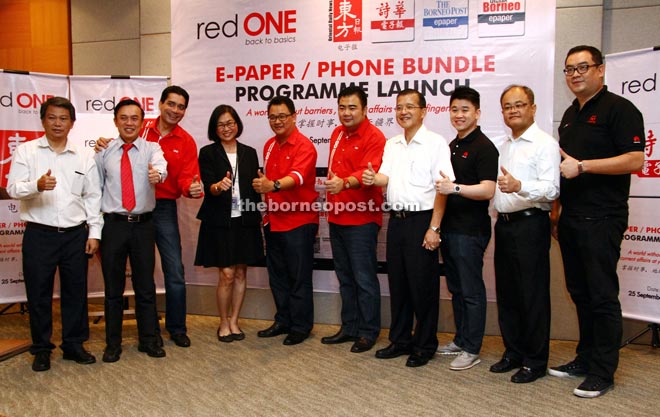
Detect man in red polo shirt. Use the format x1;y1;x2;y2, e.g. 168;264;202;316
320;86;386;353
96;86;202;348
252;96;319;346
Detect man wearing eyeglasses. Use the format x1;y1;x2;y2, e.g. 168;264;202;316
362;89;454;367
549;45;645;398
252;96;319;346
95;86;203;349
490;85;560;384
434;86;498;371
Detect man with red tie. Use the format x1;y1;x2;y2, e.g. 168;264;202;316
94;99;168;363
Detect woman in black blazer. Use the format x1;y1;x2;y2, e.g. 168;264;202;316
195;104;264;342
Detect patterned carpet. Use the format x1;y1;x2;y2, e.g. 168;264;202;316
0;304;658;417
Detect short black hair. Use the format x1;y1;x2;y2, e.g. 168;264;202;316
40;96;76;122
450;86;480;109
565;45;604;66
338;85;368;107
397;88;426;108
114;99;145;119
267;96;295;115
207;104;244;142
160;85;190;108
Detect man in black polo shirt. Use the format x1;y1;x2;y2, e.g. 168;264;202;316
549;45;645;398
435;86;498;371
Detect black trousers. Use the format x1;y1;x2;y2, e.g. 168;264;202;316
101;217;158;347
22;224;90;354
265;223;318;334
558;214;626;382
386;211;440;356
494;213;551;369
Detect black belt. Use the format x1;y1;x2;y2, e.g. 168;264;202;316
498;208;547;222
26;222;86;233
390;209;433;219
104;212;153;223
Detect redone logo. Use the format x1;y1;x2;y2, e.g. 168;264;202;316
197;10;297;39
0;92;54;109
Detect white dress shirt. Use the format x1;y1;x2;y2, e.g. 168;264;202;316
7;136;104;239
379;125;455;211
493;122;560;213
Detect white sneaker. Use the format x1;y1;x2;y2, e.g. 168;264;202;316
449;352;481;370
437;341;463;355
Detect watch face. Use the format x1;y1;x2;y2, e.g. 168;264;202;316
454;185;460;192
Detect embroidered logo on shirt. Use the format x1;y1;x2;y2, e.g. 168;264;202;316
633;136;641;144
462;151;469;159
588;115;597;124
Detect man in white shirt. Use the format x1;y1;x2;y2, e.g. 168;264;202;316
363;89;454;367
490;85;560;383
7;97;103;372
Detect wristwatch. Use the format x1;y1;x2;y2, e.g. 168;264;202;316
577;161;584;175
429;226;441;234
453;184;461;194
343;178;351;189
272;180;281;193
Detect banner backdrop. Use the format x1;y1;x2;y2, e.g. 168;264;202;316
0;71;69;303
0;73;168;303
606;48;660;324
172;0;557;297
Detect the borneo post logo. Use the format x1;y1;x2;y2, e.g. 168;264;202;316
329;0;363;42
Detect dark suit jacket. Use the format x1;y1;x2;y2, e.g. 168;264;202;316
196;141;262;228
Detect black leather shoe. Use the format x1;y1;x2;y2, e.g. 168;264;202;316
489;357;522;373
375;343;411;359
171;333;191;348
406;352;432;368
257;322;290;338
102;346;122;363
511;366;546;383
138;343;166;358
283;331;309;346
231;331;245;341
63;349;96;365
350;337;375;353
321;330;358;345
156;334;164;348
32;351;50;372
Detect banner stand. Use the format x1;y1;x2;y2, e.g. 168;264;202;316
621;323;660;349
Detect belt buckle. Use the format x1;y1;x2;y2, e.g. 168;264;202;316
393;210;406;219
501;213;510;222
126;214;140;223
56;226;66;233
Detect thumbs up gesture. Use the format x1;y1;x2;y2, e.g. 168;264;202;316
148;163;161;184
189;174;203;198
324;169;344;195
362;162;376;186
434;170;454;194
559;148;580;179
497;166;521;193
252;169;272;194
38;169;57;191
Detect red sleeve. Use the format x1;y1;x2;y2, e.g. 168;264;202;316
353;128;386;186
179;135;203;198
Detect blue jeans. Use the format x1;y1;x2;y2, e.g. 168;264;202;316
153;199;187;335
329;222;381;340
441;232;490;355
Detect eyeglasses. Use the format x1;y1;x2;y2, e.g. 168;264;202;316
217;121;236;130
563;63;600;76
502;102;529;113
395;105;424;112
267;113;292;122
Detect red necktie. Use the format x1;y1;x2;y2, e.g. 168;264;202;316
121;143;136;212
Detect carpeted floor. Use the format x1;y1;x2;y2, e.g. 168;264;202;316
0;303;658;417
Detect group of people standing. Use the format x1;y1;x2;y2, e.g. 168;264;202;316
8;45;644;400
